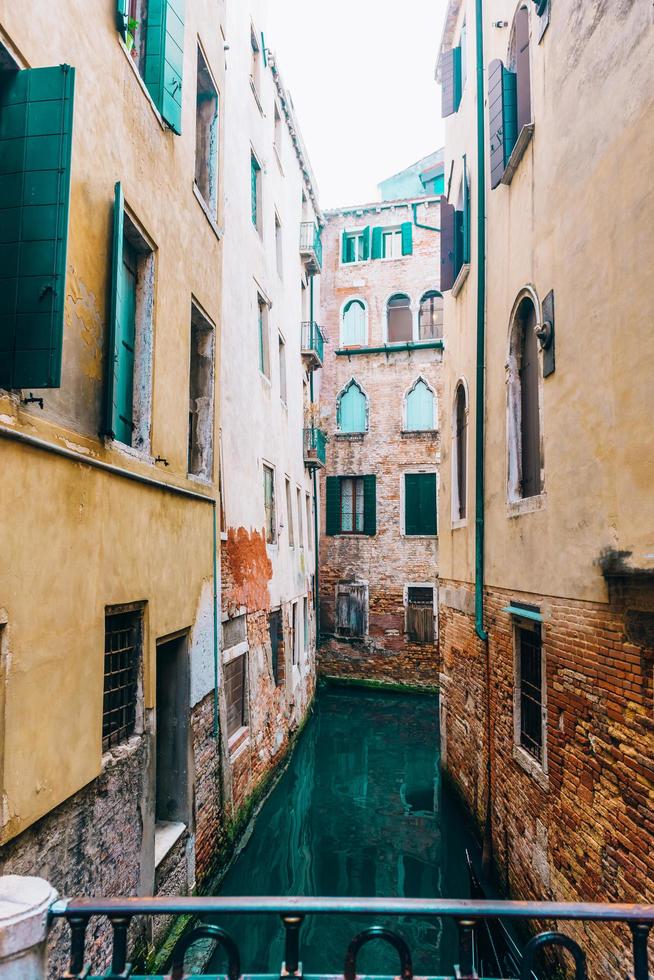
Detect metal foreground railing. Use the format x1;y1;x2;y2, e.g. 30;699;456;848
49;896;654;980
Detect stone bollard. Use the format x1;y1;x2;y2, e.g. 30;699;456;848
0;876;57;980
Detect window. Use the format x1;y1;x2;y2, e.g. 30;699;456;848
224;654;248;738
337;380;368;434
440;160;469;292
342;228;369;264
382;228;403;259
278;333;287;403
489;6;532;189
273;102;283;160
460;20;467;90
306;493;313;551
269;609;283;685
387;294;413;343
404;473;437;536
297;487;304;547
516;620;544;762
104;184;155;452
406;587;435;645
453;382;468;521
419;291;444;340
103;608;142;751
0;62;74;390
285;477;294;547
291;602;299;666
325;475;376;536
125;0;148;76
250;25;261;99
335;582;368;638
341;299;367;347
509;6;532;133
405;378;435;432
251;151;262;232
257;294;270;378
263;463;276;543
194;46;219;219
275;213;283;277
188;304;215;479
303;597;309;650
508;295;542;500
156;633;190;829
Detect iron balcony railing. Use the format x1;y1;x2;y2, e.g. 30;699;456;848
303;426;327;468
50;894;654;980
299;222;323;272
301;321;325;367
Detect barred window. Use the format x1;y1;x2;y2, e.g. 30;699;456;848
103;609;142;751
517;621;544;761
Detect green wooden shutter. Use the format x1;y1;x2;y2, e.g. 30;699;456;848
341;230;349;263
144;0;185;134
103;182;135;444
260;32;267;67
361;226;370;260
0;65;75;390
401;221;413;256
405;474;420;535
363;475;376;536
326;477;341;535
371;226;382;260
418;473;437;535
116;0;129;36
462;156;470;264
441;46;462;117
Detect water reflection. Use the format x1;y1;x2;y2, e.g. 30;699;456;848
207;686;475;975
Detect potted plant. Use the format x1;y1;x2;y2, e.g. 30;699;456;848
126;18;139;54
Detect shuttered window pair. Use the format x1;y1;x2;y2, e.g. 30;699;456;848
489;7;532;189
325;475;376;536
342;223;412;263
116;0;185;134
404;473;437;536
0;65;75;390
440;159;469;292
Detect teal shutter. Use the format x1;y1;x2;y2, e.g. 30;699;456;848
326;477;341;535
462;156;470;264
406;381;434;431
251;155;259;226
363;475;376;536
404;474;420;535
441;46;462;117
116;0;129;36
361;226;370;260
341;231;349;263
260;32;267;67
103;183;135;444
371;226;382;260
338;382;366;433
0;65;75;390
401;221;413;255
144;0;185;134
418;473;437;535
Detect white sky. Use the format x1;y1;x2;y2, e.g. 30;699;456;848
268;0;449;210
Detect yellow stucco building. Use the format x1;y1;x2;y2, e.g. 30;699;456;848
437;1;654;975
0;0;226;961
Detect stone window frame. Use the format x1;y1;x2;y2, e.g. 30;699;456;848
451;376;469;528
511;613;549;791
383;290;416;345
403;582;438;641
222;638;250;758
399;467;439;539
339;295;369;348
336;376;370;434
334;580;369;639
402;375;437;433
506;284;546;518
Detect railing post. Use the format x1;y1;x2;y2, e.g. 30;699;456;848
280;914;304;978
630;922;651;980
454;919;479;980
0;875;57;980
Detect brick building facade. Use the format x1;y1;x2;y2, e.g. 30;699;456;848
436;1;654;975
318;163;443;688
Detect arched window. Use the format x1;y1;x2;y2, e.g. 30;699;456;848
419;291;444;340
507;294;542;500
341;299;367;347
387;293;412;343
453;382;468;520
509;5;531;132
337;379;368;433
405;378;435;432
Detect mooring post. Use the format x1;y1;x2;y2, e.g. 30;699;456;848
0;875;57;980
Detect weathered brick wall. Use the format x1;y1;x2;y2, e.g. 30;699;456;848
439;580;654;977
191;691;225;886
318;202;442;688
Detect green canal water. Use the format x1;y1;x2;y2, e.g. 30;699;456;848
208;685;478;976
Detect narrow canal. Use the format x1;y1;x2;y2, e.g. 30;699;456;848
208;685;478;975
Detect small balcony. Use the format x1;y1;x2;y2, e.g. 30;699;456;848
303;426;327;469
299;221;323;273
301;321;324;369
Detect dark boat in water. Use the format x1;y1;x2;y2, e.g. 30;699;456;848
466;851;539;979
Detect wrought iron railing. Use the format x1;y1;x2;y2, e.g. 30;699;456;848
303;427;327;467
301;321;325;366
49;895;654;980
299;222;323;272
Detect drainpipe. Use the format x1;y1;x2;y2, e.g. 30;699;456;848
309;273;320;643
473;0;493;879
411;202;440;234
212;502;220;739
